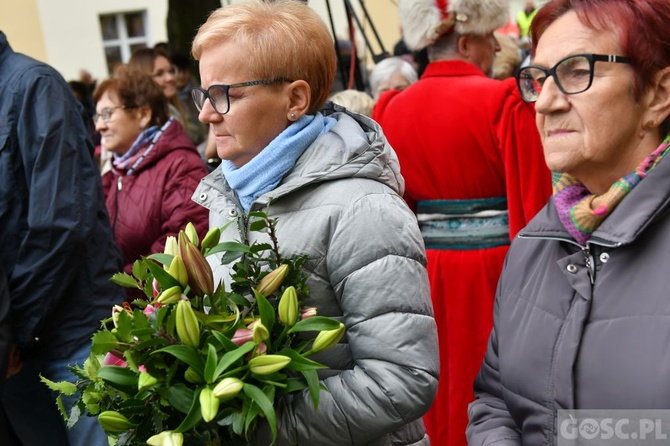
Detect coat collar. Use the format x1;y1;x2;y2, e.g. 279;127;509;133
421;60;487;80
521;155;670;246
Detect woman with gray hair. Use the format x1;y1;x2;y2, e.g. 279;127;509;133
369;56;418;100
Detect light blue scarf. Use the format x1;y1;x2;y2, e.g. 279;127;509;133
222;113;336;212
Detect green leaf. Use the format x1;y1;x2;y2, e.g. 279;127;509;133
145;258;180;290
302;369;321;409
220;251;246;265
114;310;133;343
90;331;119;355
249;219;267;232
209;331;240;352
278;349;328;371
39;375;78;396
207;241;254;256
153;345;205;376
243;383;277;440
173;387;203;433
288;316;342;333
110;272;139;289
255;292;275;333
164;384;195;414
212;341;255;381
204;344;218;383
97;366;139;393
147;253;174;268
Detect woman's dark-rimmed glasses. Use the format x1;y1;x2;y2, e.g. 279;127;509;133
191;78;293;115
92;105;136;125
516;53;631;103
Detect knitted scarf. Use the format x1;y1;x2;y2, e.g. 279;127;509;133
553;136;670;245
112;118;173;174
222;113;336;212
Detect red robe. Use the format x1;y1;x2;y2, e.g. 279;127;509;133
373;60;551;446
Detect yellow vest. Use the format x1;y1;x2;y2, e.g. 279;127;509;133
516;8;538;38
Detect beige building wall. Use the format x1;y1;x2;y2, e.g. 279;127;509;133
0;0;47;62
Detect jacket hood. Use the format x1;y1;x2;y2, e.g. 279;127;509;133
273;102;405;198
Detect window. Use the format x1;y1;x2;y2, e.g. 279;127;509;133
99;11;149;74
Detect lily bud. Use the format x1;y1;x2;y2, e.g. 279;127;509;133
156;285;182;305
178;231;214;296
231;328;253;346
98;410;135;433
278;286;299;326
164;236;179;257
301;306;318;320
256;264;289;297
185;222;199;246
175;300;200;347
111;305;125;328
311;323;345;353
168;255;188;288
248;354;291;375
184;366;205;384
147;430;184;446
103;351;127;368
252;321;270;344
212;377;244;400
201;227;221;250
199;387;220;422
138;371;158;391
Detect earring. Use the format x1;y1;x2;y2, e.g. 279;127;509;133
644;119;656;129
289;113;296;120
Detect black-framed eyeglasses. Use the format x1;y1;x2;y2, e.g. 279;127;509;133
516;53;631;103
191;78;293;115
92;105;136;124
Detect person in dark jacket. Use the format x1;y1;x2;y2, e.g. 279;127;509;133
467;0;670;444
0;30;125;446
94;66;209;286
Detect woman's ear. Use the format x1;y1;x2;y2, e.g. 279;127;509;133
645;67;670;124
138;106;153;129
286;80;311;121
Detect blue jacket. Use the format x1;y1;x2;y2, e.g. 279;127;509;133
0;31;125;359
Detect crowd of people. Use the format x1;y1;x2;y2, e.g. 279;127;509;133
2;0;670;444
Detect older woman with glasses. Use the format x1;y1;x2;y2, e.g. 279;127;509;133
93;66;209;298
467;0;670;444
190;1;438;445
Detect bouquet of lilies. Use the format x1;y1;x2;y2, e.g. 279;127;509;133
43;212;344;446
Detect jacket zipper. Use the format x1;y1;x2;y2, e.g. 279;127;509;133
518;234;622;285
117;176;123;191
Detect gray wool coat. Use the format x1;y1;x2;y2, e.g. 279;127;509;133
193;104;439;445
467;150;670;445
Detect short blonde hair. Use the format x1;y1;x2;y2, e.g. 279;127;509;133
192;0;336;114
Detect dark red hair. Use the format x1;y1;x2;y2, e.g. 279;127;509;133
531;0;670;102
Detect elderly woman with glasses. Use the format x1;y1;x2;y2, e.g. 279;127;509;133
93;66;209;297
467;0;670;444
190;1;439;445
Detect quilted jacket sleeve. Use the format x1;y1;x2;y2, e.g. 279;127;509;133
271;189;439;445
467;295;522;446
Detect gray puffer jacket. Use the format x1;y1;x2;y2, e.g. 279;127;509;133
193;104;439;446
467;154;670;445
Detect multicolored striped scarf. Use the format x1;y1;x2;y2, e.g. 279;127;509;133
553;136;670;245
